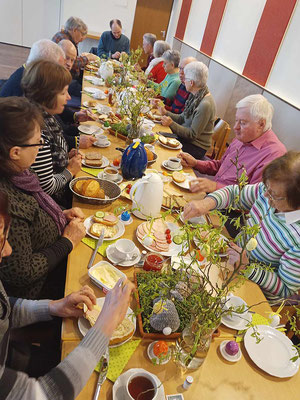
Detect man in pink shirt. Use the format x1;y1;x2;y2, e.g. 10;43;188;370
179;94;286;193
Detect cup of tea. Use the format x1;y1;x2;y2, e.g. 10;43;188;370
103;166;119;181
95;134;108;146
126;370;158;400
115;239;136;261
223;295;248;323
167;157;181;169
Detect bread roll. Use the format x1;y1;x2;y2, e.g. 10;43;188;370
145;147;154;161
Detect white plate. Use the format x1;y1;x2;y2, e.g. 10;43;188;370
106;243;141;267
84;87;106;99
84;216;125;241
159;140;183;150
180;212;206;226
244;325;300;377
194;233;229;257
172;174;197;190
93;140;111;148
162;160;183;172
82;101;96;109
220;340;242;362
97;171;123;184
78;298;136;348
82;155;109;168
110;162;121;170
221;311;252;330
78;125;102;135
147;341;171;365
113;368;165;399
136;221;187;257
95;104;112;114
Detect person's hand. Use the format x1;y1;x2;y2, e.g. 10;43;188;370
63;207;85;221
183;198;217;221
112;51;121;59
95;278;135;337
67;154;82;176
79;135;97;149
75;110;97;123
62;218;86;248
178;152;197;168
228;243;249;269
189;178;217;193
68;148;84;159
49;286;97;318
161;116;173;127
157;105;166;116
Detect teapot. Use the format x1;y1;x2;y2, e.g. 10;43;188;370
98;61;114;80
120;140;147;180
130;173;163;219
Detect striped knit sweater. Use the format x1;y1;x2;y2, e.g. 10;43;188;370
30;110;72;196
0;281;109;400
208;183;300;301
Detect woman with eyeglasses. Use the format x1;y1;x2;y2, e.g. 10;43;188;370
183;151;300;302
21;59;83;206
0;191;134;400
0;97;86;299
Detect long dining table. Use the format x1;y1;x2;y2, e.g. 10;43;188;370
60;72;300;399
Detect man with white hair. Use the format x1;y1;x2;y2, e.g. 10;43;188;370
58;40;77;71
142;33;156;69
97;19;130;59
179;94;286;193
0;39;65;97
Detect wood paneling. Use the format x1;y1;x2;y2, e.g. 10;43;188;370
0;43;29;79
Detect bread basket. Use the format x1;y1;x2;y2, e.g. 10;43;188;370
69;176;121;205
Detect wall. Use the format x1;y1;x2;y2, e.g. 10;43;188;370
168;0;300;151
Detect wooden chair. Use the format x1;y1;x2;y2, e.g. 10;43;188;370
206;119;231;160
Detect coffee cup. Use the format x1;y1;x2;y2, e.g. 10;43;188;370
103;166;119;181
223;295;248;323
167;157;181;169
126;370;158;400
115;239;136;261
95;134;108;145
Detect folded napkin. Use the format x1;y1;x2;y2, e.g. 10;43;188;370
81;166;103;177
236;313;270;343
82;237;116;257
95;339;141;383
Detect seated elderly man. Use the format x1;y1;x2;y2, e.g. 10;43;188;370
179;94;286;193
160;61;216;159
183;151;300;302
142;33;156;69
97;19;130;59
58;40;77;71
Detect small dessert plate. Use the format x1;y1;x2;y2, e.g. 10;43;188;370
93;140;111;148
147;341;171;365
97;171;123;184
221;311;253;330
220;340;242;362
78;124;102;135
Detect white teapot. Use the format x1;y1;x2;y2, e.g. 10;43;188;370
98;61;114;80
130;173;163;219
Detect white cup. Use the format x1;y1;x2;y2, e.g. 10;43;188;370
126;370;158;400
103;166;119;181
95;134;108;145
223;295;248;323
167;157;181;169
115;239;136;261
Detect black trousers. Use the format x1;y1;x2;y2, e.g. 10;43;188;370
181;140;207;160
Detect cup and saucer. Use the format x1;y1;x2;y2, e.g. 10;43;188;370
106;239;141;267
98;167;123;184
221;295;252;330
162;157;183;171
93;133;111;148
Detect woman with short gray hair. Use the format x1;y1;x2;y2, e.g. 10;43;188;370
145;40;170;83
159;61;216;159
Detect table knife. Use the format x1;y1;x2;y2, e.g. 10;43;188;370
93;355;108;400
88;229;105;269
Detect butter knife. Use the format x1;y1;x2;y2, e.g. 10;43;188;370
88;229;105;269
93;354;108;400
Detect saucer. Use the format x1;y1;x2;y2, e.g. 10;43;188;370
97;171;123;184
147;341;171;365
93;140;111;148
113;368;165;400
78;125;102;135
220;340;242;362
162;160;183;171
221;311;252;330
106;243;141;267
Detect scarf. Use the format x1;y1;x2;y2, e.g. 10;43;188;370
11;170;67;235
184;85;209;119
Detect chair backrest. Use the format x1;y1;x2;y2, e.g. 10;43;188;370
207;119;231;160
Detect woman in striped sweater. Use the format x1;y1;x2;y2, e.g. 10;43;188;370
22;60;82;205
183;152;300;302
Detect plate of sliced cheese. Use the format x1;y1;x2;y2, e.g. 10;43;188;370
78;295;136;347
84;212;125;241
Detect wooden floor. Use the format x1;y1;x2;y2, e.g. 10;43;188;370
0;42;30;79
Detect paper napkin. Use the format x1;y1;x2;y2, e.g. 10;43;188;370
236;313;270;343
95;339;141;382
82;237;116;257
81;166;104;177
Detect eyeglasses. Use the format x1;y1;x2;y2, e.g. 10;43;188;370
265;185;286;202
16;138;47;148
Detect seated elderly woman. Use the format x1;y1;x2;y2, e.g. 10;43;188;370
0;97;86;299
151;49;181;102
21;60;82;205
184;151;300;302
145;40;170;83
159;61;216;159
0;190;134;399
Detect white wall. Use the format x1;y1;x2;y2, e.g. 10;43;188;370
166;0;182;45
0;0;23;45
184;0;212;50
60;0;137;39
